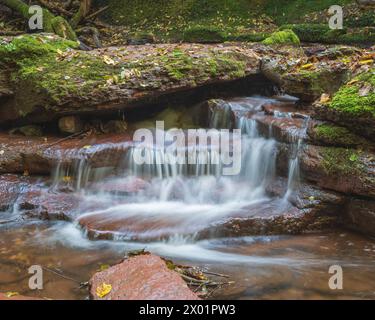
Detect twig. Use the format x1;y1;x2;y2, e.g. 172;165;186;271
44;129;88;149
202;270;229;278
37;0;73;17
180;274;234;287
42;266;81;284
85;5;109;21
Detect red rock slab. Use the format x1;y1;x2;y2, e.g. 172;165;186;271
0;293;44;300
0;132;133;175
89;254;200;300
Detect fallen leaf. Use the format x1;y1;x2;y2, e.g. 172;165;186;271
103;55;117;65
320;93;331;104
96;283;112;298
98;264;110;272
301;63;314;70
359;59;373;65
347;79;359;86
5;292;19;298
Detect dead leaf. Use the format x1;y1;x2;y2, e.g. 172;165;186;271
103;55;117;65
320;93;331;104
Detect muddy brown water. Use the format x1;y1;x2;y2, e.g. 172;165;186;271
1;221;375;300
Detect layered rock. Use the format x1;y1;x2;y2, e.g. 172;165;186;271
0;132;133;175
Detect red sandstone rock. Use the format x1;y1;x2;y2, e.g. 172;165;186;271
89;254;200;300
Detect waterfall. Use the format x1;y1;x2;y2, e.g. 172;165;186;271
284;116;310;200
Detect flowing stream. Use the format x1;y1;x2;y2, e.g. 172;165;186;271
1;95;375;299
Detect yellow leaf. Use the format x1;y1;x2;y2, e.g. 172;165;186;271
301;63;314;70
98;264;110;272
96;283;112;298
83;145;92;149
6;292;19;298
347;79;359;86
62;176;72;183
359;59;373;65
103;55;117;65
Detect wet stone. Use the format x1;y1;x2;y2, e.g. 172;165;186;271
89;254;200;300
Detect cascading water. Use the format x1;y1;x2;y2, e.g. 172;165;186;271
49;96;306;245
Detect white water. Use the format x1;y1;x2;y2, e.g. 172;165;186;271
50;96;304;250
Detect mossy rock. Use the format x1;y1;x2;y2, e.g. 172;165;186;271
183;26;226;43
314;68;375;140
308;122;371;148
262;29;300;46
127;32;156;45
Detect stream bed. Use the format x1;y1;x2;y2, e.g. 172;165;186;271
1;95;374;300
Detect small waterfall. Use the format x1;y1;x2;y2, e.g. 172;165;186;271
284;116;310;200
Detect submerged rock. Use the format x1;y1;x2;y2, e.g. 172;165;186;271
0;174;31;211
89;254;200;300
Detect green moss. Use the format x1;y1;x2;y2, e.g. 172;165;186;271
280;23;374;45
262;29;300;46
263;0;352;24
322;147;363;175
183;26;226;43
314;123;366;146
0;34;78;63
328;68;375;118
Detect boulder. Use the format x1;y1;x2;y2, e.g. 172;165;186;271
300;145;375;198
58;116;84;135
344;198;375;236
89;254;200;300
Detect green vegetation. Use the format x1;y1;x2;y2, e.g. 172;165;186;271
280;23;374;44
322;147;363;175
328;68;375;118
1;34;251;116
0;34;78;63
262;0;352;24
262;29;300;46
183;26;226;43
314;123;367;146
98;0;372;45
